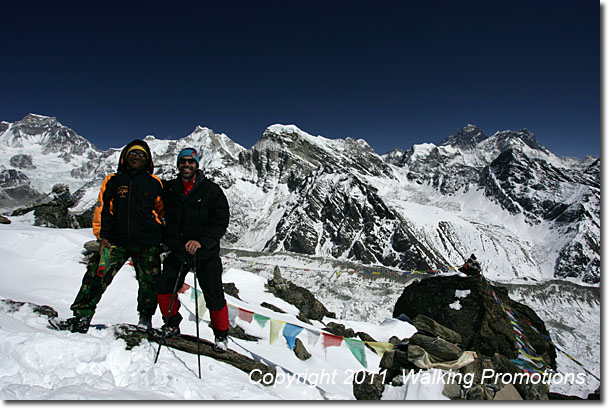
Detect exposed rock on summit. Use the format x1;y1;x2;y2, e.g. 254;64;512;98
392;274;556;368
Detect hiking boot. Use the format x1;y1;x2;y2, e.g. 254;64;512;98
137;314;152;331
213;335;228;353
63;316;91;333
161;324;180;338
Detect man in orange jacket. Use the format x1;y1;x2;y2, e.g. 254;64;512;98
52;139;164;333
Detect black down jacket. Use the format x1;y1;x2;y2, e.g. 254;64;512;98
162;170;230;259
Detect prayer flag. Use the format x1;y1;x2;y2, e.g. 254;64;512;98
238;308;254;324
345;338;367;368
270;319;286;344
254;313;270;328
228;304;238;327
322;333;343;350
366;342;395;357
282;323;304;350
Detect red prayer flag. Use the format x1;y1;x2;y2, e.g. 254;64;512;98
322;333;343;349
238;308;254;323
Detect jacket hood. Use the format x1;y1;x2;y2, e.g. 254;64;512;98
118;139;154;173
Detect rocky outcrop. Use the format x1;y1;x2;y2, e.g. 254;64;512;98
264;267;336;323
0;168;46;208
353;274;558;400
264;171;435;270
9;154;36;170
393;274;556;367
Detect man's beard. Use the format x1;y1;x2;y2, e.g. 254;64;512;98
180;168;196;180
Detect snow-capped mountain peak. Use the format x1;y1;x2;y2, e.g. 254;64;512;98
439;124;488;150
0;116;600;285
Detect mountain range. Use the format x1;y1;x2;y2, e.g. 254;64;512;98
0;114;600;285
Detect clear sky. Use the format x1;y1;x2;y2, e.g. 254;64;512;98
0;0;600;158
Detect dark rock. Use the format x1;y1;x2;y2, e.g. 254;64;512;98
10;154;36;170
228;325;260;342
380;349;410;370
296;312;312;325
352;371;385;400
388;336;402;346
442;380;463;400
223;282;240;299
262;167;433;271
493;383;523;400
266;277;335;321
1;169;46;208
356;331;376;343
0;298;58;318
459;354;495;385
73;207;94;229
273;265;282;280
0;214;10;224
114;325;276;386
466;384;494;400
393;275;556;368
293;338;311;361
408;333;462;361
407;344;427;365
260;302;285;313
322;322;356;338
34;203;78;228
412;314;462;345
492;353;549;400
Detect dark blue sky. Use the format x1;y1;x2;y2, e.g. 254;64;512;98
0;0;600;158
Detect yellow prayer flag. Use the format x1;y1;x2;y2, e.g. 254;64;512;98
366;342;395;357
270;319;286;345
196;292;207;316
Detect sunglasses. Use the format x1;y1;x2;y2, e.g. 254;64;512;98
178;158;197;165
128;151;147;158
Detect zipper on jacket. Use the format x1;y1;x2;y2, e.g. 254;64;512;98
128;176;132;245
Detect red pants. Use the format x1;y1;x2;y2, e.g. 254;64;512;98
157;253;229;336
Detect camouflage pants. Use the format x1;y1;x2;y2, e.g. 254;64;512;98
70;244;161;319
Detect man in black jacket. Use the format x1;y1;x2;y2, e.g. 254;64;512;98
53;139;164;333
157;147;231;353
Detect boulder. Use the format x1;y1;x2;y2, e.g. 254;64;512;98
265;272;336;322
442;380;463;399
393;274;556;368
322;322;356;338
260;302;286;313
0;214;10;224
466;384;495;400
459;354;495;385
492;353;549;400
412;314;462;345
223;282;240;299
380;349;410;371
493;383;523;400
293;338;311;361
408;333;462;362
352;371;385;400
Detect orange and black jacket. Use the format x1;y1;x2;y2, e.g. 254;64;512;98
92;139;164;248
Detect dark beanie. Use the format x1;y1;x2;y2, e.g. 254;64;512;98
177;147;199;167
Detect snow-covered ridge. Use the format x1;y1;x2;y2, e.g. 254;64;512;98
0;114;600;286
0;217;600;399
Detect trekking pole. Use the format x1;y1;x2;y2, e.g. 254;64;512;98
154;253;189;364
193;253;202;379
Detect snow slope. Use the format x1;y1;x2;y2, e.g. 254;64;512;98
0;216;441;401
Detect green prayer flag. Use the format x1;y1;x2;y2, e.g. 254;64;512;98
254;313;270;328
